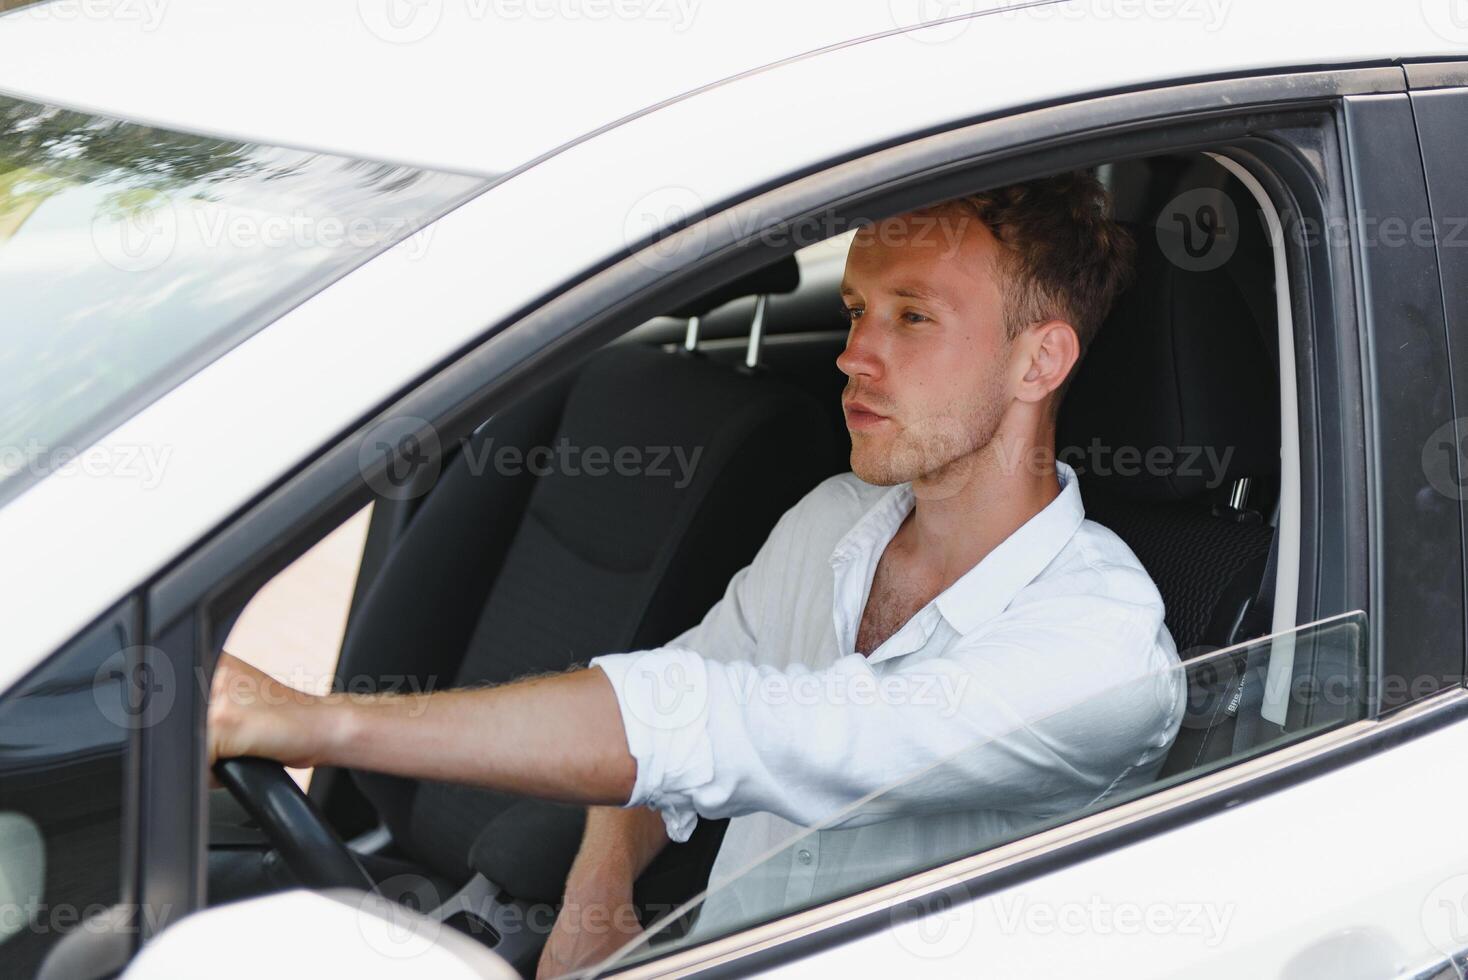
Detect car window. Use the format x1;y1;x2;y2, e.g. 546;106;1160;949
0;606;136;976
222;504;373;788
602;612;1368;972
0;93;486;503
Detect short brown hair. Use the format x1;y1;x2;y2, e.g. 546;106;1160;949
945;171;1134;398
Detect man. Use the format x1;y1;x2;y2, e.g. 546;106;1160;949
208;171;1185;977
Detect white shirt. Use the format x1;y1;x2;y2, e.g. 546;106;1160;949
589;460;1185;934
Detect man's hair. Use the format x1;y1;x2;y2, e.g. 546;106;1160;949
944;170;1134;403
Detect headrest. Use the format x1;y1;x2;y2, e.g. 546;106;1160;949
1056;222;1279;502
665;254;800;319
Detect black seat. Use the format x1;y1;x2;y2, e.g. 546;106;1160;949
1059;215;1280;656
333;261;843;954
1057;210;1282;776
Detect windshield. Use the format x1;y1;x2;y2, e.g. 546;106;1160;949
0;93;486;501
598;612;1369;974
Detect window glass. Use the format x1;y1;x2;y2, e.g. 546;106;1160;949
223;504;373;788
0;94;486;500
604;612;1368;971
0;609;134;975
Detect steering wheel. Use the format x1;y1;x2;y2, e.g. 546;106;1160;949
214;756;375;892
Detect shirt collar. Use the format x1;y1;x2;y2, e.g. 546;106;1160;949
829;460;1086;650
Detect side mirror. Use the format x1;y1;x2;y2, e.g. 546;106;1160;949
122;888;517;979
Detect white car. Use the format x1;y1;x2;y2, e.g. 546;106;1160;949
3;1;1468;977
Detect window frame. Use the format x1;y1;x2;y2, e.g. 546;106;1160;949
125;63;1453;972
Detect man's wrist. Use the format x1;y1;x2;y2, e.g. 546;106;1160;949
311;692;364;769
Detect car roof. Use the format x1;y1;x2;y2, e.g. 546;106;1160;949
0;0;1458;686
0;0;1043;176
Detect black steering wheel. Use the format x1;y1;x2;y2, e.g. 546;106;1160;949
214;756;375;892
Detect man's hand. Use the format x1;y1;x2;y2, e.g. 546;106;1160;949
208;651;334;771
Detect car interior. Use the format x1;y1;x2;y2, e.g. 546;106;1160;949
205;150;1364;975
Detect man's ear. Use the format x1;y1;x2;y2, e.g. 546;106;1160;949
1014;319;1080;405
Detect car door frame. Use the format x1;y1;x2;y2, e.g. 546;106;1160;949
115;62;1457;973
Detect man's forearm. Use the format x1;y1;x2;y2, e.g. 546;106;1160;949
567;805;670;890
211;653;637;806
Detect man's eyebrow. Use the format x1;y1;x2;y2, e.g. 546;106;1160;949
839;282;954;309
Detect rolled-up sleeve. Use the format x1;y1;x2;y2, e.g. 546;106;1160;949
591;590;1184;843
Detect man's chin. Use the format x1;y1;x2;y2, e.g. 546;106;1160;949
849;445;910;487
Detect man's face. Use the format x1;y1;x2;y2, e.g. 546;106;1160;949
836;205;1016;487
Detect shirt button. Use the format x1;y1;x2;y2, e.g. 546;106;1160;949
797;849;813;865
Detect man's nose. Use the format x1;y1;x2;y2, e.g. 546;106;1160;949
836;319;884;380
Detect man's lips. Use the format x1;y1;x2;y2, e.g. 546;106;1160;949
843;399;889;430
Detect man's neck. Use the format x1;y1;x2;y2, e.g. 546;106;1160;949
898;434;1061;591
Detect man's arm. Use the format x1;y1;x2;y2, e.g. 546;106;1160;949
207;652;637;805
536;806;668;979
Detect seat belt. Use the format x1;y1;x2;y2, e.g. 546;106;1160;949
1230;529;1279;754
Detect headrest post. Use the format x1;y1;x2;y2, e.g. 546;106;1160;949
683;315;701;352
744;294;768;369
1228;477;1252;511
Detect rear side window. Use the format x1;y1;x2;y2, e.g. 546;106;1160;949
0;93;487;503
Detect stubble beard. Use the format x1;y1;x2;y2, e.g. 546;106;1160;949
850;378;1009;496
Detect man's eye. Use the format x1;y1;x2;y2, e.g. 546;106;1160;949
904;311;929;324
841;305;863;321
